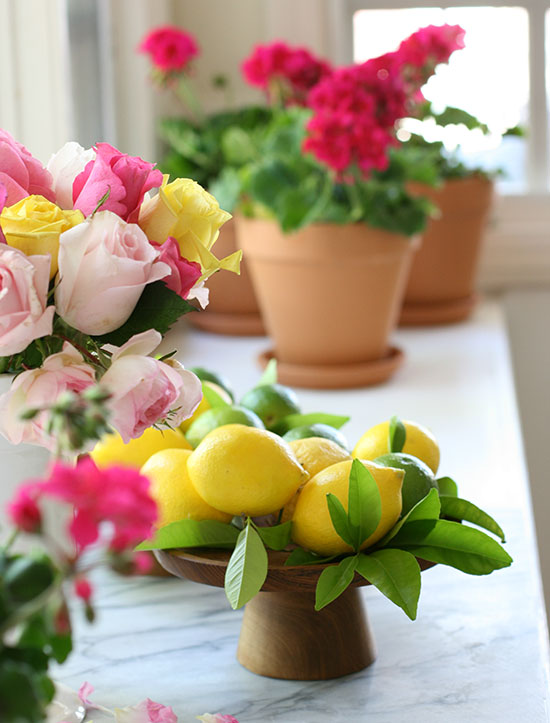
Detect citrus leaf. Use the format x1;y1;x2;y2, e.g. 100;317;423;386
377;488;440;548
201;381;230;409
389;415;406;453
256;359;277;387
272;412;350;434
356;549;421;620
255;521;292;551
348;459;382;550
284;548;338;566
136;519;240;551
224;522;268;609
326;493;355;548
315;556;357;611
440;497;506;542
437;476;458;497
389;519;513;575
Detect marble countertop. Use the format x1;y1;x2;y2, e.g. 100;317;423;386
54;299;550;722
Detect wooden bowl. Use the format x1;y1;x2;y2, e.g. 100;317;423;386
156;548;435;681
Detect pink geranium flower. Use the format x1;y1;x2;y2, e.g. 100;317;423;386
139;26;199;73
72;143;163;223
7;483;42;533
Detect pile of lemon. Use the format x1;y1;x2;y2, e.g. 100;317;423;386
91;399;441;556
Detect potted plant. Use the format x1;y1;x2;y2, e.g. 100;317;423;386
226;26;465;389
391;104;522;324
139;26;277;336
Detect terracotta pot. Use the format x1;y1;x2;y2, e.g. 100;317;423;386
187;219;265;336
400;176;494;325
236;217;418;388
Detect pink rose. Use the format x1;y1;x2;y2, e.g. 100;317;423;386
0;245;55;356
54;211;170;335
139;26;199;73
100;330;202;442
47;141;95;210
0;129;55;205
72;143;163;222
0;183;7;243
151;237;201;299
0;342;96;450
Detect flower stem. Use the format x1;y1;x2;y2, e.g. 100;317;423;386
3;528;19;552
176;75;203;123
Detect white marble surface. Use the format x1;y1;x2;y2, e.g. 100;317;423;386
53;298;550;721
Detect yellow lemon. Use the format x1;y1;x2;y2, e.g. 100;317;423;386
291;459;404;556
280;437;352;523
141;449;231;528
353;419;440;475
187;424;307;517
90;427;191;469
179;381;232;432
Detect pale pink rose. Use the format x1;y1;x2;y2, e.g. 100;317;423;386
73;143;163;223
0;342;96;449
0;129;55;205
186;279;209;309
47;142;95;210
0;245;55;356
150;237;202;299
100;330;202;442
115;698;178;723
54;211;170;335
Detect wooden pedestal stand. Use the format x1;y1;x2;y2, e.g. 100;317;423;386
156;549;433;680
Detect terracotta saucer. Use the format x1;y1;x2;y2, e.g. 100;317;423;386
399;293;478;327
257;346;405;389
188;310;266;336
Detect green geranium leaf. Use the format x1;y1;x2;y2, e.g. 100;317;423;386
224;521;268;609
136;519;240;551
389;415;406;453
356;549;421;620
326;493;355;548
255;521;292;551
389;519;513;575
5;557;55;605
437;477;458;497
440;497;506;542
202;381;230;409
256;358;277;387
284;548;338;566
272;412;350;435
348;459;382;550
378;488;440;548
95;282;197;347
315;556;357;611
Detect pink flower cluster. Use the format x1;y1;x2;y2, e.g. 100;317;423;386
303;24;465;179
242;41;332;106
139;26;199;74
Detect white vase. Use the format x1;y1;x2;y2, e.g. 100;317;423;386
0;373;51;527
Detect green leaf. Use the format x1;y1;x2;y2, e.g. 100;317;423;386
224;522;268;609
136;519;240;551
437;476;458;497
5;557;55;605
271;412;350;435
326;493;355;548
378;488;441;548
315;556;357;611
284;548;338;566
348;459;382;550
256;358;277;387
255;521;292;551
201;381;230;409
95;281;197;347
389;519;513;575
389;415;406;453
356;549;421;620
440;497;506;542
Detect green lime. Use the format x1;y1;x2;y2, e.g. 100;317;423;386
186;405;264;448
188;366;234;401
240;383;300;430
282;423;349;451
374;452;438;516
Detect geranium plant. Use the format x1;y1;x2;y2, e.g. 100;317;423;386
0;130;240;452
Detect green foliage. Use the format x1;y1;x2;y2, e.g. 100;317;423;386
225;520;268;609
315;556;358;611
136;519;240;551
388;415;406;454
254;521;292;551
356;549;421;620
439;496;506;542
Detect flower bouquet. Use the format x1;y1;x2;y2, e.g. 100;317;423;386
216;26;467;388
0;129;239;465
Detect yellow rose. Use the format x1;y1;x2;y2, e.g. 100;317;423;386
139;178;240;278
0;195;84;279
